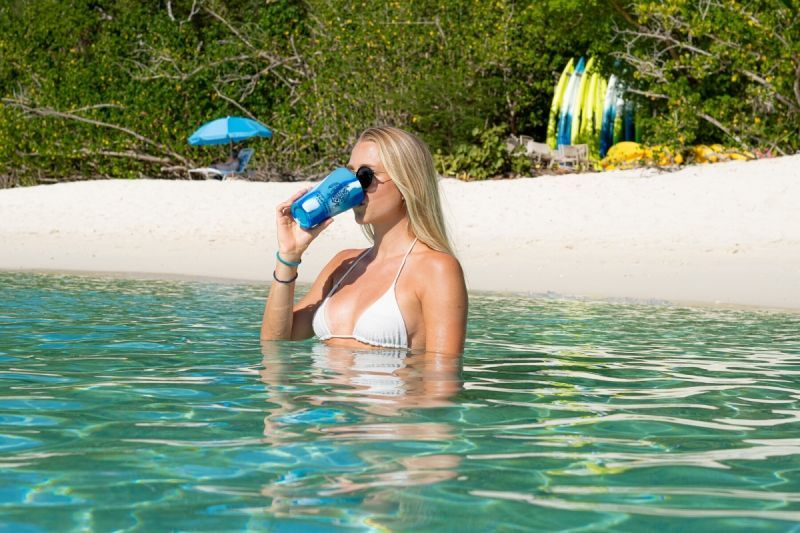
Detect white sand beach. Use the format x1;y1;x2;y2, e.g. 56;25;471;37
1;155;798;310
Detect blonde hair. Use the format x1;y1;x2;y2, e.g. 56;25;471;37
357;126;454;256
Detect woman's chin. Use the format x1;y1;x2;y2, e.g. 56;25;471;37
353;208;366;224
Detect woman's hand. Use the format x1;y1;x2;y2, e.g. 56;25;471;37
275;187;334;262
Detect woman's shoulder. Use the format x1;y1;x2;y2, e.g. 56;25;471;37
331;247;369;263
410;243;464;279
313;247;369;293
407;244;466;305
322;247;369;274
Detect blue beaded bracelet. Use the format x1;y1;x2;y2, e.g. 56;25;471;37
276;251;301;267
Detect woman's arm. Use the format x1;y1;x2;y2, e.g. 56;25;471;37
271;249;361;341
260;187;333;341
420;254;468;355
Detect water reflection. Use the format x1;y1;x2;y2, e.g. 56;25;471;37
258;341;463;522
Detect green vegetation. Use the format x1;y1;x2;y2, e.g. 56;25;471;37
0;0;797;185
615;0;800;156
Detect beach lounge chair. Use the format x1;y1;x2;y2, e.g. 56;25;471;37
525;141;555;168
506;135;521;153
507;136;556;168
554;144;589;170
189;148;254;180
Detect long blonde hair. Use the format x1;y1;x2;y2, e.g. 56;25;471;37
357;126;454;256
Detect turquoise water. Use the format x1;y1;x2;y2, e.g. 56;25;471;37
1;272;800;531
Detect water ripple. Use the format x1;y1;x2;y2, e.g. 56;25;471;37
471;490;800;522
1;272;799;531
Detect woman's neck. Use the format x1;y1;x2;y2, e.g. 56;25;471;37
370;217;415;260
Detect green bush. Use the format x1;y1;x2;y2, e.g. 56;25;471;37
11;1;796;184
614;0;799;155
434;125;531;180
1;0;621;185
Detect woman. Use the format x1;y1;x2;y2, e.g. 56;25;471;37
211;144;240;171
260;126;467;355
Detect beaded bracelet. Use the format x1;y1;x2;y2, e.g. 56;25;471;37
273;270;298;284
276;251;301;267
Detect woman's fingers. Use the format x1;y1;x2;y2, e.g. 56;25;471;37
282;187;310;208
289;187;311;202
276;187;311;216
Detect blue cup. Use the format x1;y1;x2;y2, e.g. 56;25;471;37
291;167;366;230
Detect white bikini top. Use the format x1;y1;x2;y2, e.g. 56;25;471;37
312;239;417;349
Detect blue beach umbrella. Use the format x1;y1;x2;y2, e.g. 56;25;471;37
188;116;272;145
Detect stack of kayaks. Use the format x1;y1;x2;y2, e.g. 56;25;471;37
546;57;637;158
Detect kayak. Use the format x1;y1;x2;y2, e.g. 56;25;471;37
546;58;574;149
557;57;585;147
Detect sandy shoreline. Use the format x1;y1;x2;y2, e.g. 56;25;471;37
1;155;799;311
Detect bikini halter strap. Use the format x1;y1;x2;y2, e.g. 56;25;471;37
391;238;418;286
328;248;370;296
328;238;418;296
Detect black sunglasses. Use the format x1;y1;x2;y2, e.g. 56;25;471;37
356;166;377;189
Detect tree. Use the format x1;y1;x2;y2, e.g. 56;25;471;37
611;0;800;154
